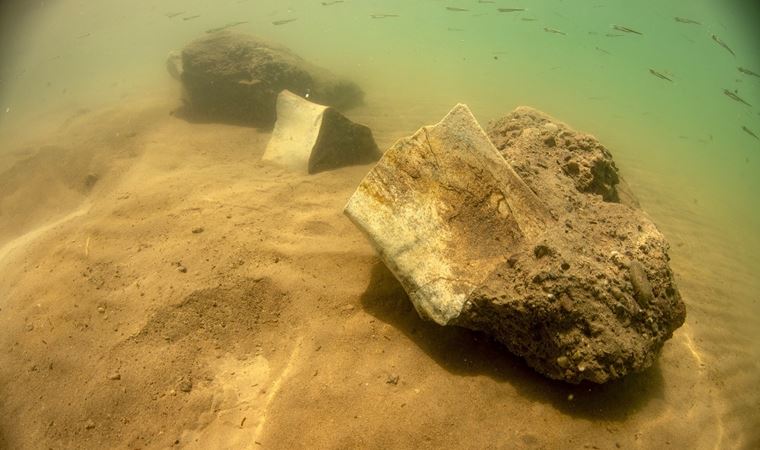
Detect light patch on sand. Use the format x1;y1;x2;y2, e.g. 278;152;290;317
0;202;91;274
179;355;271;449
680;325;725;450
683;326;705;369
179;337;304;449
253;336;304;442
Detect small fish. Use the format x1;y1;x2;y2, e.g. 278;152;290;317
613;25;642;35
321;1;343;5
649;69;673;82
544;27;566;35
76;32;91;39
595;46;611;55
206;21;248;33
521;18;537;22
742;126;759;140
182;15;201;21
605;33;624;38
498;8;526;13
711;34;735;56
370;14;399;19
674;17;701;25
723;89;752;106
272;18;297;25
165;12;184;18
446;7;469;12
738;67;760;78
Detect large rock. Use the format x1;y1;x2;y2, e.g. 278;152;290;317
178;32;364;127
345;104;685;384
262;90;381;174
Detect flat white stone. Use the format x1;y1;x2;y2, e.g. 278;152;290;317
344;104;551;325
262;90;328;171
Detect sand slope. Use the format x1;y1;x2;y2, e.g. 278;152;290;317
0;96;754;449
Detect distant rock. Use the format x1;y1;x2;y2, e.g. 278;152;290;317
262;90;381;174
345;104;685;384
176;32;364;127
166;50;182;81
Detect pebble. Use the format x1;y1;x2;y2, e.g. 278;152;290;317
108;372;121;380
85;419;95;430
179;379;193;393
177;266;187;273
97;306;106;314
386;374;400;385
192;227;204;234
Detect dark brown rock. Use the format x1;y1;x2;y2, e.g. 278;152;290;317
178;32;363;127
308;107;380;174
452;107;686;384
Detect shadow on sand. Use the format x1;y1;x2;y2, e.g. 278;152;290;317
359;261;664;421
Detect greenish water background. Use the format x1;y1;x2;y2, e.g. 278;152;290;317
0;0;758;446
1;0;758;238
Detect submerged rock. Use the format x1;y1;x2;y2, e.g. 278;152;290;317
345;104;685;384
262;90;381;174
177;31;364;127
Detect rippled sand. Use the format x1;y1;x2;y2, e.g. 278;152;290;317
0;93;757;449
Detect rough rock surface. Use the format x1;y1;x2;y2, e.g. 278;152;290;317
469;106;685;383
345;104;685;384
178;32;364;127
262;90;380;174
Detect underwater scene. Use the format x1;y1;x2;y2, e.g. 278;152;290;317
0;0;758;448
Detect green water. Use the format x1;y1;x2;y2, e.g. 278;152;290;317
1;0;758;447
1;1;759;234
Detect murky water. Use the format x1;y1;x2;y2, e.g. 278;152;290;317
1;0;758;448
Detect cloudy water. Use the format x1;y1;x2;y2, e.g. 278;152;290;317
0;0;758;448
